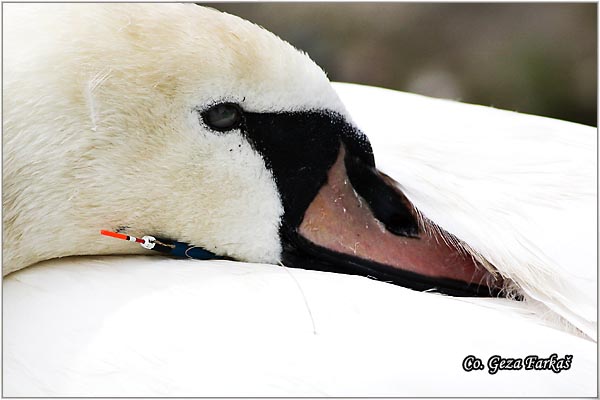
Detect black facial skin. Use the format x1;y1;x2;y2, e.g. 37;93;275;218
201;106;501;297
243;110;423;239
243;111;342;230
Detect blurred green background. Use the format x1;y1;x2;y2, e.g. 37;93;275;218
207;3;596;126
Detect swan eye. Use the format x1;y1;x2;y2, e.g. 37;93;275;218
201;103;243;131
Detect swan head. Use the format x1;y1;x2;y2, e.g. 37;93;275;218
4;3;500;296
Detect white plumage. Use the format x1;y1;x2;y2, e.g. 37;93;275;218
3;256;596;396
334;83;597;340
4;83;596;396
2;3;596;396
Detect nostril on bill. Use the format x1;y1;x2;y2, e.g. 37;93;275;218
344;152;419;238
386;212;419;237
295;145;501;296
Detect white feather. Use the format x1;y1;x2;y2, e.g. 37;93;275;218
85;67;112;131
333;82;597;340
3;3;596;395
2;3;345;274
3;256;596;396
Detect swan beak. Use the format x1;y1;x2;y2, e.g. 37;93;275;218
283;143;503;297
242;110;501;296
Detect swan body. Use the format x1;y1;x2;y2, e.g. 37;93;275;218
3;256;596;397
2;3;596;396
334;83;597;339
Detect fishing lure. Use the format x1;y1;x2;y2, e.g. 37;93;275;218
100;230;229;260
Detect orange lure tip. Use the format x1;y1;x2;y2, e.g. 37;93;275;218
100;230;129;240
100;230;145;244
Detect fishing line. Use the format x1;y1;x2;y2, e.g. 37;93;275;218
279;261;317;335
100;230;230;260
